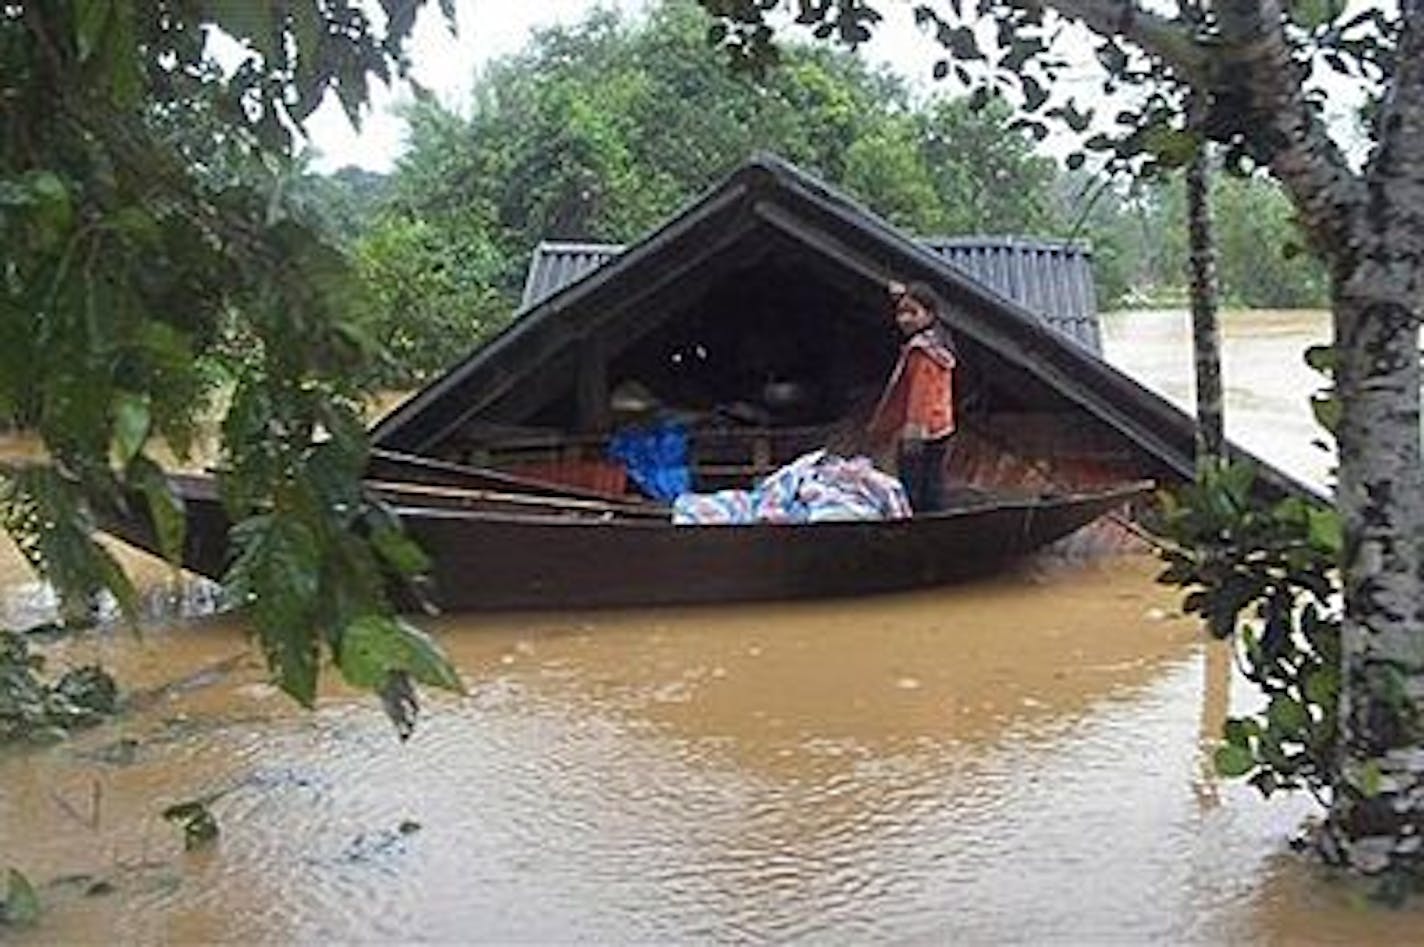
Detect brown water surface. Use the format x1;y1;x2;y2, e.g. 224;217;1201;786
1103;308;1333;488
5;310;1422;943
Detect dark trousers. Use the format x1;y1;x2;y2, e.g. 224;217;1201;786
898;437;951;513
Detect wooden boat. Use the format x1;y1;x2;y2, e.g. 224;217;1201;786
101;473;1150;612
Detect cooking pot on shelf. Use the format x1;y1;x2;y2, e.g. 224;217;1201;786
610;380;658;414
762;379;812;409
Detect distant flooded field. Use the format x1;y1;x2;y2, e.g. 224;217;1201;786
6;308;1421;943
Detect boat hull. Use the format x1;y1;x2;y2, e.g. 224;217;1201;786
103;477;1146;612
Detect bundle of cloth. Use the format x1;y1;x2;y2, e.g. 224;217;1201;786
672;450;912;525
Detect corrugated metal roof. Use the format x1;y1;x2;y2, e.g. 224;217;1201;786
520;241;623;311
919;237;1100;352
521;235;1100;352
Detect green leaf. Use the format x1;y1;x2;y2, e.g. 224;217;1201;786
23;172;73;249
161;799;220;849
1304;667;1338;706
74;0;113;62
291;1;323;74
203;0;277;58
270;633;320;707
1222;716;1258;747
941;26;982;61
1358;759;1383;798
1141;125;1198;168
1303;344;1336;375
1021;75;1048;112
1060;101;1092;133
1267;695;1309;734
370;525;430;576
93;543;140;625
381;0;420;42
1309;394;1341;433
225;513;325;705
102;0;144;108
338;614;463;694
1248;769;1280;797
3;868;40;926
1306;506;1342;555
161;800;205;821
1290;0;1344;29
111;391;151;467
1214;743;1255;777
127;455;186;565
1218;462;1256;507
107;205;162;247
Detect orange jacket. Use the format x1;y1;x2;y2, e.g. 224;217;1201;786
868;331;957;443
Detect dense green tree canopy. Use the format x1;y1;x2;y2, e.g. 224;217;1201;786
331;0;1331;388
348;0;1070;384
1086;171;1330;308
1;0;460;732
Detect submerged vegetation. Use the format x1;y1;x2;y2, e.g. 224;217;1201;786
0;627;118;745
0;869;40;928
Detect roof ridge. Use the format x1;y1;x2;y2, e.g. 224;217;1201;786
919;234;1092;254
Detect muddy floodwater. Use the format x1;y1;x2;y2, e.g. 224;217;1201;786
3;309;1421;943
1102;307;1334;489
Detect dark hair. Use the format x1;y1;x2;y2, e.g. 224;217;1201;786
893;279;959;356
901;280;942;316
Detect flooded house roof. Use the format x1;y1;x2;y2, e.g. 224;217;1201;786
522;236;1102;353
372;153;1316;502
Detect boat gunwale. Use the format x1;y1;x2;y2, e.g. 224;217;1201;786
382;480;1153;531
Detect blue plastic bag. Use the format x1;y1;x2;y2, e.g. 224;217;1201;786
607;420;691;501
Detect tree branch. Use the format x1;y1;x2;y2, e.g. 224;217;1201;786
1016;0;1209;83
1363;0;1424;242
1033;0;1362;261
1215;0;1272;44
1208;0;1364;263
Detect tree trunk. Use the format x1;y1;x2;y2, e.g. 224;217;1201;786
1313;1;1424;876
1321;261;1424;876
1185;144;1225;473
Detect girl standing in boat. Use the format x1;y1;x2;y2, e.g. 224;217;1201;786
867;279;958;513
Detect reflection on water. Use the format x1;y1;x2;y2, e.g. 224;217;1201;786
4;310;1422;942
